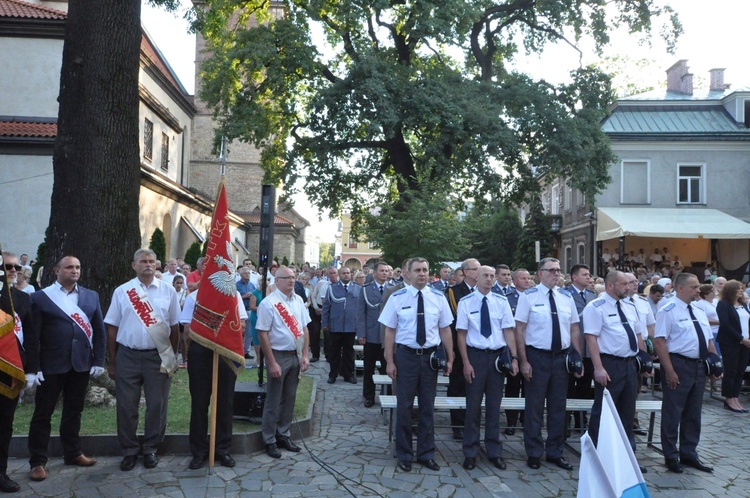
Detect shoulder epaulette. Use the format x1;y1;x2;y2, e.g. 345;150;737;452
637;295;648;301
557;288;571;297
458;293;473;302
662;302;676;312
429;287;443;296
491;293;508;301
392;288;407;297
593;299;606;308
524;287;539;295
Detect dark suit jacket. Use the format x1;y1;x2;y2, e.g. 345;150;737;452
445;282;474;351
716;300;748;345
27;286;106;375
294;280;307;302
565;285;595;356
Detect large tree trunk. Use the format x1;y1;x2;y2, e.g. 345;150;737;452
46;0;142;309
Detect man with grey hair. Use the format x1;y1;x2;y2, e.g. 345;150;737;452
515;257;583;471
186;257;206;292
161;259;180;285
105;249;181;471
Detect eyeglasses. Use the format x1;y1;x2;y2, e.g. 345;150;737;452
4;264;21;271
275;276;295;280
541;268;562;274
465;267;480;272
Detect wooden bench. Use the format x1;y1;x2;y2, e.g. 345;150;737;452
355;360;381;370
378;395;662;450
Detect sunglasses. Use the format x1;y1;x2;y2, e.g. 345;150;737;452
4;264;22;271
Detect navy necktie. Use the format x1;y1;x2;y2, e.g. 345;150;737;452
379;285;383;294
616;300;638;353
580;290;586;302
480;296;491;338
549;290;562;351
687;304;708;360
417;290;426;346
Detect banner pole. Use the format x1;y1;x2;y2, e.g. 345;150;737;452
208;350;219;471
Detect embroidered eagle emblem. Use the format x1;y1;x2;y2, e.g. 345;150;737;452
208;242;237;297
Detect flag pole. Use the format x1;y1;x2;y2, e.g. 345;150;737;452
207;136;228;474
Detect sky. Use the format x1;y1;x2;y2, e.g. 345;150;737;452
141;0;750;242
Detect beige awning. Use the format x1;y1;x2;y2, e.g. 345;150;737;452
596;207;750;241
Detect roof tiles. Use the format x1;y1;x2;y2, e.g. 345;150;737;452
0;121;57;137
0;0;66;20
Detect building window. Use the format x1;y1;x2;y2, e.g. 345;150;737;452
160;133;169;171
677;163;705;204
564;184;572;211
620;160;650;204
144;118;153;161
348;234;358;249
564;246;572;272
577;189;585;207
551;185;560;215
577;243;585;265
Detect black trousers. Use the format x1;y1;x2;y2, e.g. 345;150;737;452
362;342;387;401
28;369;90;467
718;341;749;398
447;343;466;428
0;393;18;473
567;357;594;429
588;355;638;452
504;370;524;427
329;332;355;380
308;311;322;359
188;341;237;457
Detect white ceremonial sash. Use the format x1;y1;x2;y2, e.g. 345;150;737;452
42;285;93;347
125;285;177;376
272;297;305;358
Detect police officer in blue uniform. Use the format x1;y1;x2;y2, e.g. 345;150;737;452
456;266;517;471
514;257;583;471
322;267;359;384
491;264;514;296
654;272;718;474
504;268;532;434
380;257;454;473
356;261;390;407
583;271;648;455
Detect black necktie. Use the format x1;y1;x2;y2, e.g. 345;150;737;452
616;300;638;353
379;285;383;294
417;290;426;346
580;290;586;302
480;296;491;338
343;284;348;292
549;290;562;351
687;304;708;360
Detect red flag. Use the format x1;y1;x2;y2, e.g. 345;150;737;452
189;182;246;373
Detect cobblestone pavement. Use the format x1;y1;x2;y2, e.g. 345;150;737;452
5;362;750;497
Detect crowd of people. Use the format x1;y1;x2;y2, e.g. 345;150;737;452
0;247;743;493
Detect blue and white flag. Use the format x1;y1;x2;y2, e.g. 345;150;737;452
577;389;650;498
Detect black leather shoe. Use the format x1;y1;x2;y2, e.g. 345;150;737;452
634;428;648;436
217;454;236;467
462;457;476;470
397;460;412;472
452;429;463;440
680;458;713;473
265;444;281;459
504;428;515;436
639;466;648;474
724;401;745;413
546;456;573;470
344;377;357;384
189;455;206;470
0;474;20;493
327;377;336;384
364;399;375;408
527;457;541;469
310;357;320;363
418;459;440;471
665;458;683;473
143;453;159;469
489;457;507;470
120;455;137;472
276;437;301;452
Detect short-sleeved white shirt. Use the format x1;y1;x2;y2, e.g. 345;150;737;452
691;299;719;337
654;297;711;358
456;290;514;350
514;284;579;350
583;293;640;357
179;290;248;324
379;285;453;349
104;277;181;350
255;289;310;351
628;295;654;339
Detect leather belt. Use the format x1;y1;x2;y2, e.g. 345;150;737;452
396;344;437;355
273;349;298;356
670;352;702;363
528;345;567;356
601;353;636;362
468;346;505;354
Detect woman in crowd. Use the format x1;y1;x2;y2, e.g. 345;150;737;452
353;270;366;287
693;284;720;357
299;271;313;307
14;268;35;294
248;285;264;366
716;279;750;413
173;275;189;367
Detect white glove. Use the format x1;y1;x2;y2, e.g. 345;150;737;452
25;373;38;390
90;366;105;378
37;371;45;383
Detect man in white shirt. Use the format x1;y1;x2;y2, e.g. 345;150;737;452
160;259;180;285
105;249;181;472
